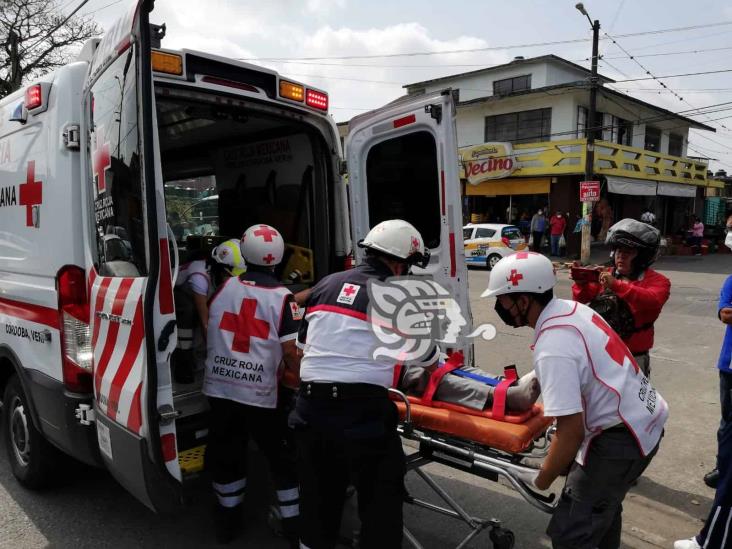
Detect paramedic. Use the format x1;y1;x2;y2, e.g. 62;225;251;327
203;224;301;545
172;239;246;383
483;252;667;549
572;219;670;377
675;222;732;549
291;219;432;549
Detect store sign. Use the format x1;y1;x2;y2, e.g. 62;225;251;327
580;180;600;202
461;142;516;184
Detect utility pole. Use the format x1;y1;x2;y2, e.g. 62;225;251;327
576;3;600;264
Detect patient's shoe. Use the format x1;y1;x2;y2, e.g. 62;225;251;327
674;537;702;549
505;371;540;412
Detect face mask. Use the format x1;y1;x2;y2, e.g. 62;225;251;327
495;299;525;328
537;210;543;215
726;232;732;251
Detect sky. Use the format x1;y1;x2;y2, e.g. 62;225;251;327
70;0;732;173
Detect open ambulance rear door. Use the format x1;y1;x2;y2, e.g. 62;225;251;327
81;0;181;511
345;90;473;359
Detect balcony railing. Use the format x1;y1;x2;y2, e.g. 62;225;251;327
459;138;719;188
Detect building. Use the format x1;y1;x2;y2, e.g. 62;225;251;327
403;54;721;255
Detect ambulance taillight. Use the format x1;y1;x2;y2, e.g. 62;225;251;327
56;266;92;393
25;84;42;110
305;89;328;112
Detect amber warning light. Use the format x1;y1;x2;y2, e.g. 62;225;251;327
151;51;183;76
279;80;305;102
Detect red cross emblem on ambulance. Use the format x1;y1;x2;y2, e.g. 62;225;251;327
19;161;42;227
219;298;270;353
92;127;111;194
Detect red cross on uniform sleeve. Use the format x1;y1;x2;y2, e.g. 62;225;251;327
219;298;271;353
591;313;640;374
18;161;42;227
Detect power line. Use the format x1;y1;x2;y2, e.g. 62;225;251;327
22;0;93;54
240;20;732;62
79;0;124;16
615;69;732;82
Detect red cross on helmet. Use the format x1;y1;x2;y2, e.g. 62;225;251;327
240;224;285;266
480;252;556;298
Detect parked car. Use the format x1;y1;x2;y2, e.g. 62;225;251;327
463;223;527;269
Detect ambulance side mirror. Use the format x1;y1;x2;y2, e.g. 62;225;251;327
9;102;27;124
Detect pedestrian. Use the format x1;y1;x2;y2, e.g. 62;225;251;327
290;219;432;549
483;252;668;549
572;219;670;378
549;210;567;257
530;208;547;252
203;224;302;546
676;218;732;549
691;216;705;256
640;207;656;226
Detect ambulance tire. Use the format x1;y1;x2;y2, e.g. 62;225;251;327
486;254;502;270
3;375;58;489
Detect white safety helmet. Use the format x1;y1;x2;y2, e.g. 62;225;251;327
240;224;285;267
480;252;556;298
211;239;247;276
358;219;430;268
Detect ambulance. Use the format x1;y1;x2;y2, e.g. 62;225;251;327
0;0;466;511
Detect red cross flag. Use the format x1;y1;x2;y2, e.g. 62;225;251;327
337;283;360;305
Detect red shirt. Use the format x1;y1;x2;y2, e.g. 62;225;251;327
571;267;671;354
549;215;567;236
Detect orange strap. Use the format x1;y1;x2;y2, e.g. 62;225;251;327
491;365;518;421
421;351;464;406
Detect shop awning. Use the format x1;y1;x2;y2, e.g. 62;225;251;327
607;176;656;196
657;181;697;198
465;177;550;196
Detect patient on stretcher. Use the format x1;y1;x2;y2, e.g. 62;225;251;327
397;363;540;413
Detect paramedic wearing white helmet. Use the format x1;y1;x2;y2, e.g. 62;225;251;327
203;225;301;546
482;252;668;549
291;219;433;549
172;239;247;383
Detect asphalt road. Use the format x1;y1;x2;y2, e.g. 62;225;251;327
0;251;728;548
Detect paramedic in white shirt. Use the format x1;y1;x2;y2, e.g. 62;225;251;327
482;251;668;549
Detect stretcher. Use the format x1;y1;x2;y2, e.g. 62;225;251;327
390;354;558;549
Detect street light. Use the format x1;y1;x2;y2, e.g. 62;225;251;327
576;3;601;264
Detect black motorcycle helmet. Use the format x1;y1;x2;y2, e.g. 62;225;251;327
605;218;660;276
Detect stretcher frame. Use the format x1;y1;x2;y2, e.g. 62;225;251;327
389;389;558;549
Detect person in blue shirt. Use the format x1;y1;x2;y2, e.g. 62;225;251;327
530;208;547;252
676;215;732;549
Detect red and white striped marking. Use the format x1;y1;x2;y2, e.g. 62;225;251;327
89;271;146;434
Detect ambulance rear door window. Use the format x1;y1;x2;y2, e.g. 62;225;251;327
86;49;147;277
365;131;441;248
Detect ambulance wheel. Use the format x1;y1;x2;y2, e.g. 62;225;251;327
487;254;502;270
489;526;515;549
3;375;57;489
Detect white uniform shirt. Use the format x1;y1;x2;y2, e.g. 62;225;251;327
533;298;667;464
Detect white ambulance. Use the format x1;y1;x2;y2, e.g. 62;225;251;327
0;0;466;511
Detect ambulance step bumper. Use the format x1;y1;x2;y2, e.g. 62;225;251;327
178;444;206;475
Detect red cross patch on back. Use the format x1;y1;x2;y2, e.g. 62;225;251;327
219;298;270;353
591;313;640;374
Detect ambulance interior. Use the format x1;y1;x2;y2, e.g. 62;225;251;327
155;88;339;441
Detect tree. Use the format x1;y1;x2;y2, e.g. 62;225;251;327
0;0;100;99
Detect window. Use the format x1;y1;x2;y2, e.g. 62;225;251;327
475;228;496;238
577;106;587;139
484;108;552;144
463;228;474;240
493;75;531;96
502;227;523;241
616;118;633;146
366;131;441;248
87;49;146;277
645;126;662;152
668;133;683;157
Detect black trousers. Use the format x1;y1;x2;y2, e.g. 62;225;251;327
289;389;406;549
547;428;659;549
206;395;299;517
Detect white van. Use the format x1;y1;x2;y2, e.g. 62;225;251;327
0;0;465;512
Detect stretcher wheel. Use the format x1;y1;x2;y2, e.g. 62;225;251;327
489;526;515;549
